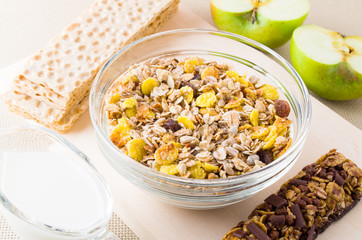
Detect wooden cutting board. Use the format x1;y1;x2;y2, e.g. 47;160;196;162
1;5;361;240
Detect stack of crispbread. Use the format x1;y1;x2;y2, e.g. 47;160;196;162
4;0;179;132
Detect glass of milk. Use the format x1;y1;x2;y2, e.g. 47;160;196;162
0;126;120;240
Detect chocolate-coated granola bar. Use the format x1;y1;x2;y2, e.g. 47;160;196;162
223;149;362;240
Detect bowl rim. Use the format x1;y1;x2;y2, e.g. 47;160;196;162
89;28;312;186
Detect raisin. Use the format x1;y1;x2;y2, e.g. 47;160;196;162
192;74;201;80
185;142;196;149
299;185;309;193
164;118;181;132
275;208;288;215
275;99;290;117
302;196;313;205
297;199;307;208
318;168;327;178
277;189;287;199
257;149;274;164
303;165;316;175
270;230;280;240
286;215;294;225
302;173;311;181
312;198;321;207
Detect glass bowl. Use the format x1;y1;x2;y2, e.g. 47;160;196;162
0;126;119;240
89;29;311;210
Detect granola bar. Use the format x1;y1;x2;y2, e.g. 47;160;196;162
105;57;293;179
223;149;362;240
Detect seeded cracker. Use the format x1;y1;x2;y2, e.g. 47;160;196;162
223;149;362;240
4;0;180;132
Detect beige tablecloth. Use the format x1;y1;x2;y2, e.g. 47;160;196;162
0;0;361;239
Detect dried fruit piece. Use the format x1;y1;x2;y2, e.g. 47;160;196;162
261;84;280;101
250;126;269;140
249;109;259;126
225;70;239;81
137;105;155;122
244;88;257;101
275;99;291;117
202;162;219;173
184;57;202;73
224;98;241;109
180;86;194;103
238;123;252;131
239;75;249;86
164;118;182;132
171;142;182;149
125;107;137;117
141;77;159;95
177;116;195;130
195;90;217;107
162;133;175;143
263;126;278;150
201;66;219;80
154;143;178;165
122;73;138;85
109;93;121;104
273;117;292;135
189;161;207;179
121;97;137;109
109;117;132;147
160;164;179;175
126;138;146;161
262;118;292;149
199;108;218;116
121;97;138;118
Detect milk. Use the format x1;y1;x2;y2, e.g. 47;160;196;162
0;152;111;240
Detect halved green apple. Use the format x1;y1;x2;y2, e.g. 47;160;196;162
291;24;362;100
210;0;310;48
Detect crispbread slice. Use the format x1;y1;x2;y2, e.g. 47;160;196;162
12;0;179;110
4;90;89;133
5;0;179;132
12;79;68;109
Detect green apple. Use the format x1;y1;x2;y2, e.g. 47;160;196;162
290;24;362;100
210;0;310;48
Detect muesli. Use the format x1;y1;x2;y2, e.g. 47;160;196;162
105;57;292;179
